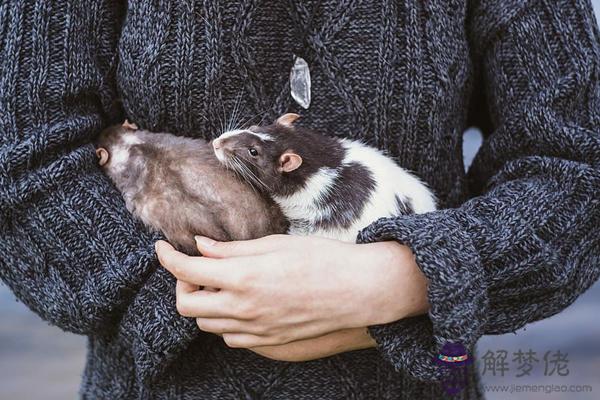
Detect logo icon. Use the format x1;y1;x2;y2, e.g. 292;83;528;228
435;342;473;395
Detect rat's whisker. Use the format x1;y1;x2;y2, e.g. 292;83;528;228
237;108;269;130
226;91;244;132
230;157;260;194
241;162;270;192
219;99;228;137
225;157;249;190
228;95;238;131
231;155;269;192
237;102;279;130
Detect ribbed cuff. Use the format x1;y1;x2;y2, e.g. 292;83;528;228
118;247;202;383
356;210;487;381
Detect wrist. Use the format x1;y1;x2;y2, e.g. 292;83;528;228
361;241;430;326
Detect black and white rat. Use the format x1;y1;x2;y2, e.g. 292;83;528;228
95;121;288;254
212;113;437;242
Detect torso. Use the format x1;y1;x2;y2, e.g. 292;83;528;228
118;0;473;209
274;138;437;242
108;1;480;397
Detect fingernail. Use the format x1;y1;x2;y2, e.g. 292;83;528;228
195;236;216;246
155;240;171;251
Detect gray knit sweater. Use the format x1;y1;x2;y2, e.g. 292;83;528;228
1;0;599;399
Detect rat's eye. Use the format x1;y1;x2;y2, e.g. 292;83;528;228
248;147;258;157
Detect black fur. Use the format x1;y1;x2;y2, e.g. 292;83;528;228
394;194;415;215
314;162;376;229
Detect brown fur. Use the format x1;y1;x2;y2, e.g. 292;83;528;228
95;123;288;254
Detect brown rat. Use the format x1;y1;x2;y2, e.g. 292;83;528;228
212;114;436;242
95;121;288;254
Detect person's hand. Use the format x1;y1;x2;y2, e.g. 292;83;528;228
250;327;376;362
156;234;429;348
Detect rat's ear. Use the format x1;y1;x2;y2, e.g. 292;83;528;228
96;148;109;166
276;113;300;127
122;119;138;130
278;152;303;173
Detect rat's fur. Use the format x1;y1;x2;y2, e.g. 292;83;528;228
95;123;288;254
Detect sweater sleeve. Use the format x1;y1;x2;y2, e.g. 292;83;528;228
357;0;600;381
0;0;198;382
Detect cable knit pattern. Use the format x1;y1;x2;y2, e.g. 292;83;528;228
1;0;599;399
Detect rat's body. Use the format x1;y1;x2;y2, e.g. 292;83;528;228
213;114;437;242
95;123;287;254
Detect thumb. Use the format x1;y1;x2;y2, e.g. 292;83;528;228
194;234;287;258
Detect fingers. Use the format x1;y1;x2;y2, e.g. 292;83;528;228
175;288;238;318
195;317;268;336
194;234;289;258
176;279;199;296
249;328;377;362
156;240;241;288
221;333;295;348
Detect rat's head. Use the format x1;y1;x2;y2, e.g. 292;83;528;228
212;113;304;193
94;120;142;173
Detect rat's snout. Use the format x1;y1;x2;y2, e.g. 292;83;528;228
212;138;223;150
212;138;229;163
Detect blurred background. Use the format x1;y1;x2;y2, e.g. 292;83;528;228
1;3;599;399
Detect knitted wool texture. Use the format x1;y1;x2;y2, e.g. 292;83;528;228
1;1;600;399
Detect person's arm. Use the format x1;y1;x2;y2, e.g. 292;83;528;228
0;0;198;382
356;0;600;380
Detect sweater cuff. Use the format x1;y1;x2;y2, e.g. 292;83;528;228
118;247;202;384
356;210;488;381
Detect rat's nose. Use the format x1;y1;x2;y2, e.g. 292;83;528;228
212;138;223;150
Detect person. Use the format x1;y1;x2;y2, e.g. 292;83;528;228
0;0;598;398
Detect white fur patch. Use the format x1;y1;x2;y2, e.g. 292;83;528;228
110;146;130;170
217;129;273;142
273;167;338;232
217;129;245;140
214;147;226;163
122;133;143;145
340;139;437;214
108;133;143;175
249;132;274;142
